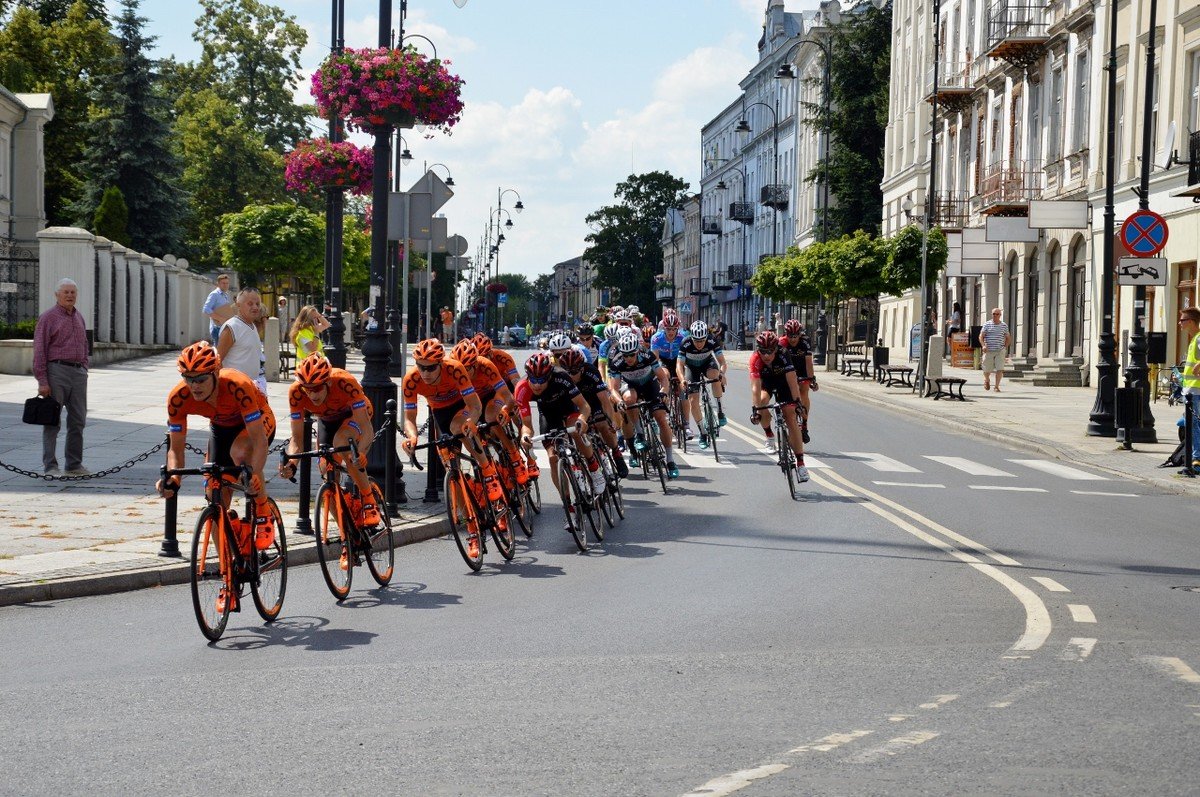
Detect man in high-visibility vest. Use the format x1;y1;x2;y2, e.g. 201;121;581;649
1179;306;1200;468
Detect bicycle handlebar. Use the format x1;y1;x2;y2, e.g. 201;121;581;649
752;400;798;411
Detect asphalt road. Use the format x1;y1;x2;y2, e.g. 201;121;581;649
1;356;1198;796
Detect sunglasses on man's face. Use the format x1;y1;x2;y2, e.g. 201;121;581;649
758;347;777;356
416;361;440;373
566;367;583;376
299;382;327;393
182;373;212;385
528;375;550;385
622;352;639;360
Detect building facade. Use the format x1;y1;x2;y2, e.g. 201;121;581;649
0;88;54;325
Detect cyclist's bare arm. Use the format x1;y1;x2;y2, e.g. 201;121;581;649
158;432;188;495
402;408;420;451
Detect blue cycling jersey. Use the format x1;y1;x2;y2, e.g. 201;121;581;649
576;342;597;365
598;339;612;360
650;329;686;362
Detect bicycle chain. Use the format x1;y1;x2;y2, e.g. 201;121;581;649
0;440;168;482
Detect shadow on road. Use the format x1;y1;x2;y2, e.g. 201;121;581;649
214;615;378;651
339;581;464;610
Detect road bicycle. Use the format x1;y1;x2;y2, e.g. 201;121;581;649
584;417;624;527
483;412;537;538
753;400;804;500
162;462;287;642
533;424;603;552
686;376;724;463
628;399;669;495
281;440;394;601
666;378;688;454
408;424;518;571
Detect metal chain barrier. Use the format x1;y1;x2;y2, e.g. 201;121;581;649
0;440;168;482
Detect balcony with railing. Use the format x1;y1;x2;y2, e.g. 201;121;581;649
1181;130;1200;199
760;184;790;210
728;264;754;283
689;277;710;296
930;192;970;229
701;215;723;235
729;201;755;224
711;270;732;291
926;63;974;114
986;0;1049;69
655;283;675;302
979;160;1043;214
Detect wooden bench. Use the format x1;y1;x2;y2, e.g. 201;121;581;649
880;365;915;388
279;349;295;379
841;357;870;379
930;376;967;401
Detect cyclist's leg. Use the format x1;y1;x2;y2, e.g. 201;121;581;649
798;379;812;421
781;402;804;460
753;387;774;435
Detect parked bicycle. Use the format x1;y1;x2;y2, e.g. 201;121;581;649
281;439;394;601
161;462;287;642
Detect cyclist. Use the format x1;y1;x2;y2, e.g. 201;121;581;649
748;331;809;482
450;338;530;485
650;310;687;434
639;323;657;352
558;348;629;478
548;332;589;369
782;319;818;443
158;342;277;611
280;355;379;529
515;352;607;505
473;332;519;390
678;320;728;449
608;333;678;478
576;322;601;364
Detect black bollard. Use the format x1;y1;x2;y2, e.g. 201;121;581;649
158;441;182;558
384;399;400;516
295;415;314;535
423;414;443;502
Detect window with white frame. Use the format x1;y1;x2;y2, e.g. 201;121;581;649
1114;81;1125;170
1188;50;1200;134
1029;80;1043;165
1071;49;1089;152
1048;66;1064;161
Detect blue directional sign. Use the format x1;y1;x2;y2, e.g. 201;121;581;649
1120;210;1169;256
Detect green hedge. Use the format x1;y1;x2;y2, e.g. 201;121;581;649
0;320;37;339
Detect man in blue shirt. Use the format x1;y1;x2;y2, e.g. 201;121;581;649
202;273;234;346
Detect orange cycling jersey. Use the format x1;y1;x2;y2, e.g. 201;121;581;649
470;356;507;398
167;368;276;436
488;348;519;385
402;357;475;410
288;368;373;423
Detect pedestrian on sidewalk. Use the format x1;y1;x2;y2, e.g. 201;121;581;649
202;273;234;346
979;307;1011;392
440;306;455;343
217;288;268;395
33;278;90;476
289;305;330;361
1178;307;1200;468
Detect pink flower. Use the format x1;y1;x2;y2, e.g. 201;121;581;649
284;138;374;195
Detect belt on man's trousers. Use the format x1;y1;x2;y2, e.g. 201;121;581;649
49;360;85;368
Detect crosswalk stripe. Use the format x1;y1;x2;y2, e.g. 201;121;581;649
723;419;830;468
843;452;922;473
924;456;1015;477
1008;459;1109;480
969;485;1048;493
674;450;737;469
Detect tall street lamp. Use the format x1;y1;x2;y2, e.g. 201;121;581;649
715;161;751;337
735;101;781;325
386;133;413;376
323;0;348;368
490;187;524;335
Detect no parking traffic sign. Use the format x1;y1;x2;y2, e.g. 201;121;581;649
1119;210;1169;257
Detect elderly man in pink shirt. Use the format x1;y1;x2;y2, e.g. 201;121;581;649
33;278;90;476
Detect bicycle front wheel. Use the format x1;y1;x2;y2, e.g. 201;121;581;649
190;506;231;642
251;497;288;621
557;459;588;552
445;470;484;572
364;479;395;586
315;483;352;600
703;394;720;462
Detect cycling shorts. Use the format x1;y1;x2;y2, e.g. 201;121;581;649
431;399;468;436
624;379;666;415
316;412;353;448
209;421;276;467
685;357;719;383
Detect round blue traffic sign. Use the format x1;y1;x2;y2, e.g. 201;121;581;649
1120;210;1169;256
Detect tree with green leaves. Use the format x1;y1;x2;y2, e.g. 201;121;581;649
14;0;105;24
584;171;689;311
73;0;183;255
92;185;128;242
193;0;311;152
882;224;948;293
218;202;323;291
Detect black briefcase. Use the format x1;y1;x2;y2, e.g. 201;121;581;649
22;395;61;426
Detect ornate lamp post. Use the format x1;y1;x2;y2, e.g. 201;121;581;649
322;0;348;369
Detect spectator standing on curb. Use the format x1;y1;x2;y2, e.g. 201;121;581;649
217;289;268;395
979;307;1011;392
33;278;90;476
1178;307;1200;469
440;306;455;343
289;305;330;361
202;273;234;346
774;312;785;337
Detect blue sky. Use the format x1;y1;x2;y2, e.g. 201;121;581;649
121;0;818;280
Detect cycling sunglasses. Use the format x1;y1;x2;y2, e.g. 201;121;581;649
298;382;328;392
527;374;550;385
182;373;212;385
565;367;584;376
415;361;441;373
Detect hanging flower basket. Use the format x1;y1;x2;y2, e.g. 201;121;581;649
283;138;373;195
486;282;508;295
312;46;465;134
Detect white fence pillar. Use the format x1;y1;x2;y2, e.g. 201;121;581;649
94;237;113;343
264;316;281;382
139;254;155;345
36;227;96;327
154;259;169;345
111;243;128;344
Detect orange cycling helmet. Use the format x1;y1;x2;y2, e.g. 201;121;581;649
525;352;553;379
295;354;332;386
178;341;221;374
451;339;478;368
755;330;779;351
472;332;493;357
413;338;445;363
558;348;585;371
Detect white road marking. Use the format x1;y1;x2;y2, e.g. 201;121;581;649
1060;637;1098;661
925;456;1015;477
674;450;737;469
788;729;874;754
721;420;828;468
681;763;789;797
989;701;1013;709
918;694;959;710
888;715;914;722
848;730;940;763
1142;656;1200;685
533;449;551;471
969;485;1048;493
1031;576;1071;593
873;481;945;488
1009;459;1109;480
1071;490;1139;497
843;452;922;473
1068;604;1097;623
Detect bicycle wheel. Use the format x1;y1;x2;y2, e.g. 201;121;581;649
190;506;231;642
315;483;353;600
703;392;720;463
364;479;395;586
526;466;542;516
608;457;625;519
671;395;687;454
596;449;618;528
557;459;588;552
251;497;288;622
445;470;484;572
498;456;532;540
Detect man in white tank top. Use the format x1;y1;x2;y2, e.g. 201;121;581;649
217;288;268;395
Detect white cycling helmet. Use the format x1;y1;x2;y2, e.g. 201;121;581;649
615;333;640;354
548;333;572;351
689;320;709;339
611;309;630;322
626;304;639;314
603;323;622;341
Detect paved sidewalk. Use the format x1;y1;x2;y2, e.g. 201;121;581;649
723;349;1195;497
0;351;446;606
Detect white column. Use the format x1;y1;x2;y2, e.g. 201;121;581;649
154;259;169;345
126;249;142;344
93;236;113;343
111;243;128;343
191;273;208;343
35;227;95;326
139;254;155;345
264;316;281;382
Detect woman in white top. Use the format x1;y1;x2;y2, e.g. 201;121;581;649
217;288;268;395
